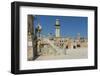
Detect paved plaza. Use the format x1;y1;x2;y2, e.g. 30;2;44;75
36;48;88;60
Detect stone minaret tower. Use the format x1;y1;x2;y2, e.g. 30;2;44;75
77;33;81;40
55;19;60;38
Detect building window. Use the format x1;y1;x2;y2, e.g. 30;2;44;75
73;46;76;49
66;46;68;49
77;44;80;47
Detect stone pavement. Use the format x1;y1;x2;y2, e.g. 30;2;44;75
35;48;88;60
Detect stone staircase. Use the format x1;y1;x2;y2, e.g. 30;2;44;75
42;37;66;55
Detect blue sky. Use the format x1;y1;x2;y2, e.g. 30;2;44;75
33;15;88;38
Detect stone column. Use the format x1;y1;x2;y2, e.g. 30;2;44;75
27;15;38;60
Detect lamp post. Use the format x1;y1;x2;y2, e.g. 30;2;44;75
36;23;42;38
35;23;42;55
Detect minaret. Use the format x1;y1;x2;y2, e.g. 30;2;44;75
77;33;80;40
55;19;60;38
